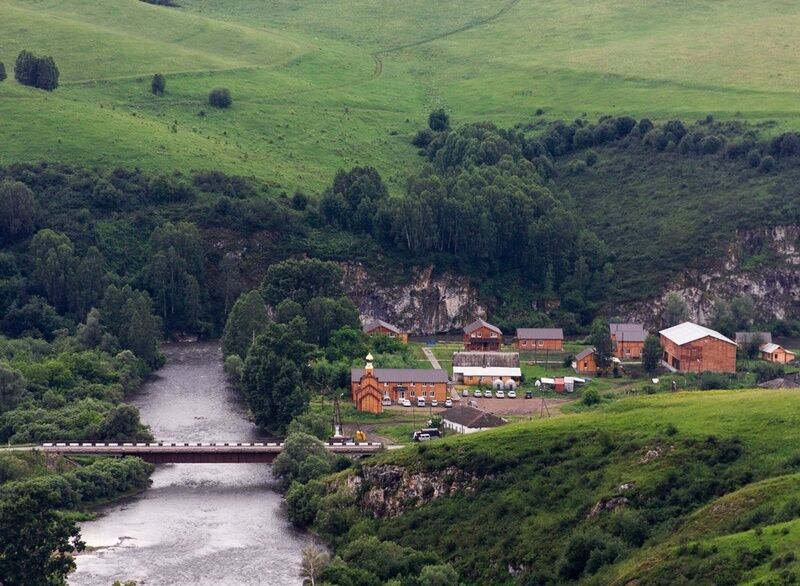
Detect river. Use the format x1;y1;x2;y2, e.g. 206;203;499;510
70;342;313;586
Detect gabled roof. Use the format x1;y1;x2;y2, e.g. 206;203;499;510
610;323;648;342
760;343;792;355
659;322;736;346
464;318;502;335
442;406;506;429
363;319;401;335
735;331;773;345
575;347;595;360
351;368;449;383
452;366;522;378
516;327;564;340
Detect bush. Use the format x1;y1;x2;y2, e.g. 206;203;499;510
412;128;434;148
585;150;598;166
759;155;775;173
0;62;6;82
581;388;600;406
428;109;450;132
151;73;166;96
698;372;734;390
14;51;59;91
208;87;232;108
747;149;762;168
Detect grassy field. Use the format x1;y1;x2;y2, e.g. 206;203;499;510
306;387;800;583
4;0;800;191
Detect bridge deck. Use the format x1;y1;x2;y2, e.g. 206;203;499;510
31;441;385;464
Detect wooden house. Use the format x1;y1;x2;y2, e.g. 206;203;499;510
610;323;648;359
759;343;796;364
362;319;408;343
659;322;737;373
350;355;449;414
515;328;563;351
463;318;502;352
574;347;597;374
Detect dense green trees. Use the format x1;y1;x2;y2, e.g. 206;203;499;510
642;334;662;375
0;362;25;412
151;73;166;96
14;50;59;91
589;318;613;370
241;320;316;433
320;166;388;232
222;290;271;359
0;180;39;244
662;293;690;327
261;258;344;307
709;295;755;337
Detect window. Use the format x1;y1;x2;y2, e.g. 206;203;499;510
491;332;497;338
410;382;415;387
522;340;528;346
410;391;416;397
625;348;631;356
384;382;388;387
537;340;544;347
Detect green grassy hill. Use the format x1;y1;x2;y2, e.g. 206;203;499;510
4;0;800;191
290;389;800;584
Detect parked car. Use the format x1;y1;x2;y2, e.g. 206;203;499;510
484;389;493;398
382;397;392;406
401;398;412;407
431;399;439;407
496;390;505;398
524;390;533;399
415;433;432;441
462;389;470;397
474;389;482;398
416;397;426;407
508;390;517;399
444;399;453;408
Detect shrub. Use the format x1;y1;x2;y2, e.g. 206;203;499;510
151;73;166;96
412;128;434;148
700;135;722;154
572;127;594;149
759;155;775;173
747;149;762;168
428;109;449;132
699;372;733;390
0;62;6;82
208;87;232;108
14;51;59;91
566;160;587;175
585;150;598;166
582;388;600;406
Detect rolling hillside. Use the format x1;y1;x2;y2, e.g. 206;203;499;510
293;389;800;584
4;0;800;191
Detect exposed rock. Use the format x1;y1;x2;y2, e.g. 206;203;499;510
640;446;663;464
623;225;800;327
339;464;484;518
587;496;629;519
342;263;485;334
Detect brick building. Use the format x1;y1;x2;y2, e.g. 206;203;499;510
515;328;563;351
659;322;737;373
463;318;502;351
362;319;408;344
350;355;449;413
610;323;648;359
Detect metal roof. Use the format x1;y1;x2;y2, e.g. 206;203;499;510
452;366;522;377
760;343;791;355
516;327;564;340
442;406;505;429
575;347;595;360
735;331;773;345
464;318;502;335
363;319;401;335
351;368;449;383
659;322;736;346
610;323;646;332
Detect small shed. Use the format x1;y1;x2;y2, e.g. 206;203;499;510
574;347;597;374
760;343;796;364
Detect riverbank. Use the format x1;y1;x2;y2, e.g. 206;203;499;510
71;341;312;586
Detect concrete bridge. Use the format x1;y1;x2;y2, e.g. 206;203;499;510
21;441;386;464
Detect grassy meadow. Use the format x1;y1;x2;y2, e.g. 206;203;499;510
3;0;800;191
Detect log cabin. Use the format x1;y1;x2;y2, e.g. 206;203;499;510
759;343;796;364
515;328;564;351
362;319;409;343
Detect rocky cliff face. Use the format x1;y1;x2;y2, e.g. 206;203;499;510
339;463;485;518
624;226;800;327
342;263;485;335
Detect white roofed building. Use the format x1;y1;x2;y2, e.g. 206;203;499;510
659;322;737;373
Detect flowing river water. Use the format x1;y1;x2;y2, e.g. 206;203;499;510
70;342;313;586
